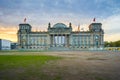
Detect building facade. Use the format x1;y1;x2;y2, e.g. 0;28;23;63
17;22;104;50
0;39;11;50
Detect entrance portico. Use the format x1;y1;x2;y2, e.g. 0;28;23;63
50;34;70;47
48;23;72;48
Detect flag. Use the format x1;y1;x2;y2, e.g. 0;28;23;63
78;24;80;31
24;18;26;22
93;18;95;22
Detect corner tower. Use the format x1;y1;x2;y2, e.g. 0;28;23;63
17;24;32;49
89;23;104;48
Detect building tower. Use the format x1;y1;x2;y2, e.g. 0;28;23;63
89;23;104;48
17;24;32;49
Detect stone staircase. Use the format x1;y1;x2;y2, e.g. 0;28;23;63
49;47;70;51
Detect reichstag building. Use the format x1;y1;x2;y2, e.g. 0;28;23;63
17;22;104;50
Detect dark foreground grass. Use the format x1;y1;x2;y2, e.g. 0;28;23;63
0;55;61;80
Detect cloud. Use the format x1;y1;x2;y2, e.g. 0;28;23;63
102;14;120;41
0;12;3;16
102;14;120;34
0;26;17;42
105;33;120;42
0;0;120;42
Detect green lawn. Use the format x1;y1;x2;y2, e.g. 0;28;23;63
0;54;61;80
0;51;117;80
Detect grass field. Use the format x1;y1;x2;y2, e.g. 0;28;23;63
0;52;62;80
0;51;120;80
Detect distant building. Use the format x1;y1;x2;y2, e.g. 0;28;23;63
11;43;18;49
17;22;104;50
0;39;11;50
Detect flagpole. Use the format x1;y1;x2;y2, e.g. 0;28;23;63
24;18;26;23
78;24;80;32
93;18;96;23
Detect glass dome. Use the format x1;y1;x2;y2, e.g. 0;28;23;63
53;23;67;28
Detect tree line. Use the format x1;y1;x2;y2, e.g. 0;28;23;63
104;40;120;47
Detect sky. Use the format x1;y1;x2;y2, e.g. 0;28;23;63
0;0;120;42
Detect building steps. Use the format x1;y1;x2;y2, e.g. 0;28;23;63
49;47;70;51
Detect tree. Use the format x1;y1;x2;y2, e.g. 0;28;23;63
104;40;120;47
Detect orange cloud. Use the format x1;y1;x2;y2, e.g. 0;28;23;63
0;26;18;42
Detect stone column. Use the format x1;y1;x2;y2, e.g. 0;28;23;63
66;35;68;47
86;36;88;47
56;34;58;47
50;35;52;47
67;35;69;47
65;34;67;47
27;34;29;49
64;34;66;47
91;34;94;48
53;34;54;47
63;34;65;47
70;35;73;47
61;34;62;46
54;34;55;47
62;34;64;46
51;35;53;46
57;34;59;46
